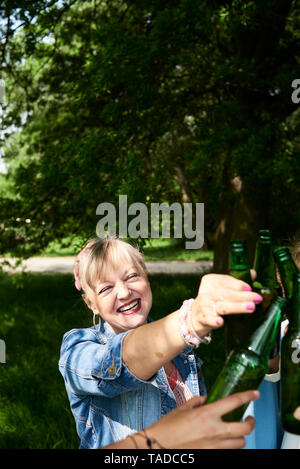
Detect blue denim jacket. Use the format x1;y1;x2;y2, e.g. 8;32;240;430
59;319;206;449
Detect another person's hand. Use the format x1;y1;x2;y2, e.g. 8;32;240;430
105;390;259;449
190;273;263;338
294;407;300;420
147;390;258;449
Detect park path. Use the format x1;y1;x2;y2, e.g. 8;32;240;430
0;257;213;275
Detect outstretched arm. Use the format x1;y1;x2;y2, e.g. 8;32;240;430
123;273;262;381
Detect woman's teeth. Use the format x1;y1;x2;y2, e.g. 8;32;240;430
118;299;139;313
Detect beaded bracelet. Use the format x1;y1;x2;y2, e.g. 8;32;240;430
179;299;200;348
187;299;212;345
179;299;211;348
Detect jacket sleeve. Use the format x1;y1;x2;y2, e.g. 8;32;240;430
58;328;156;398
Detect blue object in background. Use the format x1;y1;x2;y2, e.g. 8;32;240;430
244;379;283;449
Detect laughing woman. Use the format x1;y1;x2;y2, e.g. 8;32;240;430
58;237;262;449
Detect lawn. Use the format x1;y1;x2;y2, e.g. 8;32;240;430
40;236;213;261
0;272;225;449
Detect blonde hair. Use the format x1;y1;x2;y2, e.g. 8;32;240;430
76;237;147;293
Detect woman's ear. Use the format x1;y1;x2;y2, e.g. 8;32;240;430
81;293;95;312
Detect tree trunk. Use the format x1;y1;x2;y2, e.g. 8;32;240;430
174;164;210;250
213;175;269;273
212;0;294;274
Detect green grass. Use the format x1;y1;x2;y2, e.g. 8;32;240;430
142;238;213;261
41;237;213;261
0;273;86;449
0;272;225;449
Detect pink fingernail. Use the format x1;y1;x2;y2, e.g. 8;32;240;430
244;286;252;291
216;320;222;325
253;295;263;303
246;304;255;311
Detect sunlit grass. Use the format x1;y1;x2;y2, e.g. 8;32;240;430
142;238;213;261
41;236;213;261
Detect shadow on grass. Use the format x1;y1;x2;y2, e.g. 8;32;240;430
0;273;226;449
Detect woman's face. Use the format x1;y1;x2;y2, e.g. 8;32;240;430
87;261;152;334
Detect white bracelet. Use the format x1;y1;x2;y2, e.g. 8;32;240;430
179;300;200;348
187;299;212;345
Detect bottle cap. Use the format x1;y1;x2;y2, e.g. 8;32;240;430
230;240;246;249
273;247;291;262
229;240;250;270
258;229;272;242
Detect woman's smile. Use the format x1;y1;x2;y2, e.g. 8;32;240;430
117;298;141;315
89;264;152;334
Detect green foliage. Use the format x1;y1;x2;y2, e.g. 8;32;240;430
0;0;299;259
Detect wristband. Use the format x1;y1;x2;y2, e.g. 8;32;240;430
187;299;212;345
179;299;211;348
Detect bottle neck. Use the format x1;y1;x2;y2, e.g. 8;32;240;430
274;250;298;300
230;268;252;285
280;261;298;300
247;297;286;357
254;240;278;289
288;275;300;330
229;243;252;286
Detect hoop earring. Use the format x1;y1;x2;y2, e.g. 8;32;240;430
93;312;101;332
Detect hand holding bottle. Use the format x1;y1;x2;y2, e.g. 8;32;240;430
104;390;259;449
190;273;263;339
206;296;286;422
167;391;258;449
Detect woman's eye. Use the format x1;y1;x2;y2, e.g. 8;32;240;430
99;286;111;294
127;273;138;280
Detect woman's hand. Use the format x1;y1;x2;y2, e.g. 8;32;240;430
190;273;263;338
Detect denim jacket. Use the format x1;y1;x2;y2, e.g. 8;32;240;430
58;319;206;449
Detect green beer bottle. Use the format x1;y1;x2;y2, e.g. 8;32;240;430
206;296;287;422
253;229;279;314
224;240;253;354
280;272;300;435
253;229;281;358
273;247;299;301
229;240;252;284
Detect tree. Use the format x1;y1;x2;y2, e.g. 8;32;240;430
0;0;299;269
